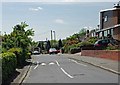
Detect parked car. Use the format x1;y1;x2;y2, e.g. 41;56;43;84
49;48;58;54
94;39;109;47
94;39;120;49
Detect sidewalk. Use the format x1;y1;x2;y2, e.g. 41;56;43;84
67;53;120;75
10;59;32;85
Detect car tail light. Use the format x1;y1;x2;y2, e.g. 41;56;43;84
95;44;101;47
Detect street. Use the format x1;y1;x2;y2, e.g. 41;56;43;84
22;54;118;83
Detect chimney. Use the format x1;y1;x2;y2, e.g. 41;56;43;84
114;1;120;8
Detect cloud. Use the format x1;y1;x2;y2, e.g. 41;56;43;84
54;19;65;24
29;7;43;11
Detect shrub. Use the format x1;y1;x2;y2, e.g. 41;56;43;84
26;52;31;59
8;48;22;53
78;41;93;47
88;37;98;44
1;52;17;82
8;48;23;66
70;47;81;54
1;47;7;53
105;44;120;50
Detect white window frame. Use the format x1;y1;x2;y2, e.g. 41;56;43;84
104;16;108;22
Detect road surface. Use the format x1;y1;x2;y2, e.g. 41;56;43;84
22;54;118;83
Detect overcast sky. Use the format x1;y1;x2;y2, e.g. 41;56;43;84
1;1;118;41
1;0;119;2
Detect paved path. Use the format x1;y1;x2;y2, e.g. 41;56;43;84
66;53;119;74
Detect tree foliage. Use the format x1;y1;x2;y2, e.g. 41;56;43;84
2;22;34;50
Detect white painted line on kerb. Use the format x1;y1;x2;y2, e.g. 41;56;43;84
55;60;60;66
60;68;74;79
34;61;39;69
69;59;87;67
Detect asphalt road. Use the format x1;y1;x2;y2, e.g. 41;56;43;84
22;54;118;83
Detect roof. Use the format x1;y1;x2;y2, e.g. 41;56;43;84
100;7;120;12
96;24;120;32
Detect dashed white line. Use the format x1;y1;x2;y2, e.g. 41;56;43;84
34;61;39;69
69;59;87;67
60;68;74;79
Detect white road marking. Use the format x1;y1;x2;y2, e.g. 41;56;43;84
55;60;74;79
41;63;46;66
49;62;55;65
55;60;60;66
69;59;87;67
60;68;74;79
34;61;39;69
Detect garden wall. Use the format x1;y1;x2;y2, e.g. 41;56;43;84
81;50;120;61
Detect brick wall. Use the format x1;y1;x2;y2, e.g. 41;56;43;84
113;27;120;41
81;50;120;61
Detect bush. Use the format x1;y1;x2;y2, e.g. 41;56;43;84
1;47;7;53
88;37;98;44
70;47;81;54
63;37;97;53
8;48;22;53
8;48;23;66
1;52;17;82
105;44;120;50
79;41;93;46
26;52;31;59
63;44;77;53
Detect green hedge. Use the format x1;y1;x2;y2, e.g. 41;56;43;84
8;48;23;66
1;52;17;82
70;47;81;54
26;52;31;59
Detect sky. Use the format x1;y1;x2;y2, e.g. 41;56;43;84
1;1;118;41
1;0;119;2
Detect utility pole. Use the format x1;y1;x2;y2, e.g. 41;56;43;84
53;31;56;40
51;30;53;40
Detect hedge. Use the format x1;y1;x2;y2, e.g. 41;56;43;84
1;52;17;82
70;47;81;54
8;48;23;67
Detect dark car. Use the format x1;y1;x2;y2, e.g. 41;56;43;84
49;48;58;54
94;39;120;49
94;39;109;47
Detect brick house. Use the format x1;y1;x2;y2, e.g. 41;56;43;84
97;3;120;41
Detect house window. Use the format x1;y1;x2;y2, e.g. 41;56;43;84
104;16;108;22
111;29;114;36
104;30;107;37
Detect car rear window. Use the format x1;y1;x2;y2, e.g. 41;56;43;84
102;40;109;44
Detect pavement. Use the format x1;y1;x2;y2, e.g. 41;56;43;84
10;59;32;85
10;53;120;84
67;53;120;75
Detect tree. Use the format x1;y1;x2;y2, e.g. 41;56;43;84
46;40;51;53
58;39;63;49
2;22;34;64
